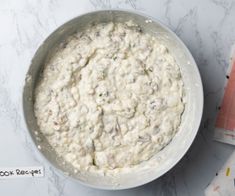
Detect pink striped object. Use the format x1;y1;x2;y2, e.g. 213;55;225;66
216;60;235;130
214;53;235;145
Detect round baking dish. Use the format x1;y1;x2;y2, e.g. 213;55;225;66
23;10;203;190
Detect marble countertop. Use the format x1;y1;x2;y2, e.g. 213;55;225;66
1;0;235;195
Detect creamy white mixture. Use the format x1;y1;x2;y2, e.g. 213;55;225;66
34;21;185;174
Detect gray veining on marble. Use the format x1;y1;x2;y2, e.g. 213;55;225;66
0;0;235;195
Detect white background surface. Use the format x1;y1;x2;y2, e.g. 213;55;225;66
0;0;235;195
